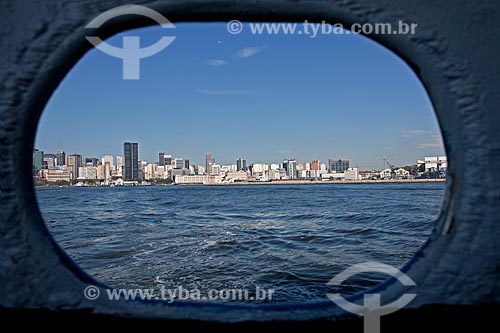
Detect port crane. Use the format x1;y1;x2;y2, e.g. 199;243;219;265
382;156;396;170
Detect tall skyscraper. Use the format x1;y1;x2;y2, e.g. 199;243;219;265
236;158;247;171
124;142;139;180
102;155;114;169
56;150;66;166
67;154;83;179
33;149;44;173
159;152;165;166
205;152;215;171
103;161;111;181
328;158;351;173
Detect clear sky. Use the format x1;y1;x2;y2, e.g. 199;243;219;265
36;22;444;170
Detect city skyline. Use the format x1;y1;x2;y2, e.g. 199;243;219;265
33;140;447;184
36;23;444;169
34;142;440;172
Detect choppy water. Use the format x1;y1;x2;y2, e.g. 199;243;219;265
37;183;444;303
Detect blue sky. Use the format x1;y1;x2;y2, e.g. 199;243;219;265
36;22;444;170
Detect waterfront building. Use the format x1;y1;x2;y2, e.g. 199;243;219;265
322;172;345;180
225;171;248;182
380;168;393;180
344;167;361;181
175;175;222;185
359;170;381;180
46;168;72;182
124;142;139;180
328;158;351;173
395;168;410;179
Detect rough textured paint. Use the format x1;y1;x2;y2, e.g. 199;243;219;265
0;0;499;321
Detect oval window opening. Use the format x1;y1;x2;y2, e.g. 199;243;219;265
34;22;446;304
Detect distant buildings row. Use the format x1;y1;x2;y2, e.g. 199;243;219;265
33;142;447;185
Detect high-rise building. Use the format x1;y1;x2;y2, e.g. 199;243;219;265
56;150;66;166
102;155;114;169
174;158;189;169
236;158;247;171
159;152;165;166
206;152;215;171
85;157;99;167
116;155;123;168
116;155;124;176
328;158;351;173
312;160;320;171
44;153;56;159
124;142;139;180
67;154;83;180
103;161;111;181
283;159;297;179
33;149;44;173
164;154;172;167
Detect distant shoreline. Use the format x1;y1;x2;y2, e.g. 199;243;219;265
202;179;446;186
35;178;446;188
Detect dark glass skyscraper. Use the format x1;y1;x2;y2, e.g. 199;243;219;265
124;142;139;180
85;157;99;167
159;152;165;166
236;158;247;171
33;149;44;172
56;150;66;166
